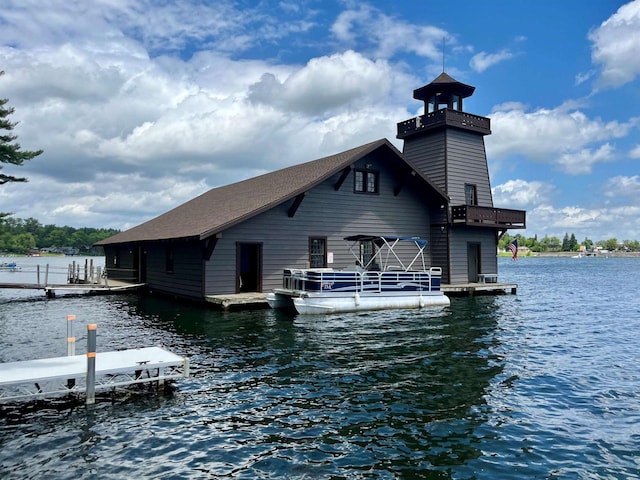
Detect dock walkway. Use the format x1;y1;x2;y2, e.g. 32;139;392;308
207;282;517;310
0;346;189;403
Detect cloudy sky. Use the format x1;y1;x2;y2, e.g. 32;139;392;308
1;0;639;242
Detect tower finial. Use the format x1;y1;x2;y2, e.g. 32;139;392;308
442;37;445;72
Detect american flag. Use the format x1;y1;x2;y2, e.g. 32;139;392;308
508;239;518;261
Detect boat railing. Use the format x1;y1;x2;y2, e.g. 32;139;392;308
282;267;442;293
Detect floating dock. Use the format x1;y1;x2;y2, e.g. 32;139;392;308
0;346;189;404
0;320;188;404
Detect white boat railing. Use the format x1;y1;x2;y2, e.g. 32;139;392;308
282;267;442;293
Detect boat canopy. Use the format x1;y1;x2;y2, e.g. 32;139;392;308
344;235;428;271
344;235;428;248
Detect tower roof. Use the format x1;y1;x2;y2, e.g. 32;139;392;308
413;72;475;102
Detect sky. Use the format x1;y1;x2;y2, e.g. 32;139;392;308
1;0;639;243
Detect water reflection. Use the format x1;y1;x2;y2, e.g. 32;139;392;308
0;290;508;478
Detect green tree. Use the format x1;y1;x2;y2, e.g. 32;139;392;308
569;233;578;251
601;238;619;251
561;233;570;251
541;235;561;251
0;71;43;217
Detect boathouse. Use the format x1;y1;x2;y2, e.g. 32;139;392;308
96;73;525;301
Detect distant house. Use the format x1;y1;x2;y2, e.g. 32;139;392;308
96;73;525;301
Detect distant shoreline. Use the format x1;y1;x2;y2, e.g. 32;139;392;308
500;251;640;258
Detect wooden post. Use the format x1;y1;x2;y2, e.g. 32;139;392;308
37;264;40;285
89;259;94;284
84;259;88;283
44;264;49;287
86;324;97;405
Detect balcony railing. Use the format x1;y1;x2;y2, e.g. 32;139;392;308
451;205;526;229
397;108;491;138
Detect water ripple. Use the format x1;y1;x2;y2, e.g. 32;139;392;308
1;257;640;478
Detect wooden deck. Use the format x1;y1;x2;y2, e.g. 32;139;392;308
0;279;146;297
206;292;270;310
205;282;517;310
441;282;517;296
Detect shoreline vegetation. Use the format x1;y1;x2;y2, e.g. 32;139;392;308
498;251;640;258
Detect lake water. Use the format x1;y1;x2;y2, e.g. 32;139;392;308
0;255;639;479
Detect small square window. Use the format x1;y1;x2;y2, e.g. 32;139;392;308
354;169;378;194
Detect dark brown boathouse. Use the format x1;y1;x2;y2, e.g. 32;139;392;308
96;73;525;302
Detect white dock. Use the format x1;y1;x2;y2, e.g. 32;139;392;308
0;346;189;403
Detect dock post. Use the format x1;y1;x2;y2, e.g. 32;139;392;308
66;315;77;390
86;324;97;405
84;259;88;283
37;264;41;286
67;314;76;356
44;264;49;287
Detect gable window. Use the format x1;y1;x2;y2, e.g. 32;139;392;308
354;169;379;194
165;247;174;273
309;237;327;268
465;184;477;205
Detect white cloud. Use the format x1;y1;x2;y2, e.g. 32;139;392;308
248;51;394;115
630;144;640;158
487;104;630;174
525;203;640;241
331;4;449;60
589;0;640;88
492;179;553;209
603;175;640;198
556;143;614;175
469;49;514;73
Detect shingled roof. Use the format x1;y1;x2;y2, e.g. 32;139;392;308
96;138;447;245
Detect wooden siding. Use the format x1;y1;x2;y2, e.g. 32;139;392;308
402;131;446;194
448;227;497;284
143;242;203;299
104;246;136;282
445;129;493;207
204;153;440;295
430;225;450;283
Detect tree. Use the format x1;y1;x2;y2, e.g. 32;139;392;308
0;71;43;190
569;233;578;251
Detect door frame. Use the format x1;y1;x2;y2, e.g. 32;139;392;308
236;242;263;293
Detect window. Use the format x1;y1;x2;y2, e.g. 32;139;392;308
309;237;327;268
354;169;379;194
465;184;477;205
360;240;375;268
165;247;174;273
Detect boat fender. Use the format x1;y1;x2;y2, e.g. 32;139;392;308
419;296;425;308
354;292;360;306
